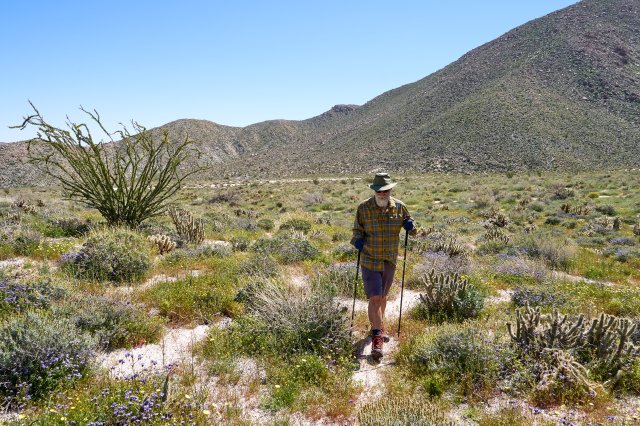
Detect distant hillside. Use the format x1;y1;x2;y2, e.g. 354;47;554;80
1;0;639;187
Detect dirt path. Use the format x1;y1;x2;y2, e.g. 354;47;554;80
552;270;615;286
98;325;210;378
350;289;422;408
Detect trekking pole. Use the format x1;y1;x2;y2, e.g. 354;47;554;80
397;229;409;338
350;249;361;335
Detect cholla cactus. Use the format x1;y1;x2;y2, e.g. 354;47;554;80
586;313;640;383
507;303;542;348
12;199;37;214
633;222;640;236
168;207;204;245
487;211;510;228
432;237;467;257
148;234;176;254
484;227;510;244
418;269;483;321
560;203;592;216
507;304;585;350
536;348;602;398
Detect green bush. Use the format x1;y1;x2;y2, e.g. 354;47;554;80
278;218;312;234
42;217;91;237
252;235;319;263
141;271;239;323
30;373;209;425
263;353;330;410
331;243;358;261
0;312;96;406
314;263;366;300
240;254;280;278
238;281;351;359
69;227;152;282
513;233;576;270
11;228;42;256
0;277;67;318
53;295;163;350
398;324;513;396
257;218;275;231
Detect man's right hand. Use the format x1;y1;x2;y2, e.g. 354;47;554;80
353;238;365;251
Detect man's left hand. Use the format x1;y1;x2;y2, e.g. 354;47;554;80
403;219;414;231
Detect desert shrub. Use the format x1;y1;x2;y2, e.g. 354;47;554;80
602;246;640;262
263;353;331;410
278;218;312;234
511;285;567;308
140;269;239;323
544;215;562;225
11;228;42;256
31;373;209;425
528;201;545;212
238;281;351;359
475;238;510;255
412;270;484;323
0;312;96;406
357;396;455;426
595;204;617;216
398;323;513;396
189;241;231;258
68;227;152;283
14;104;200;227
609;237;636;246
239;254;280;278
513;233;576;270
0;277;67;318
491;254;550;285
44;217;92;237
331;243;357;261
252;235;319;263
314;262;366;300
549;184;574;200
257;218;275;231
411;250;473;280
53;295;163;350
230;235;251;251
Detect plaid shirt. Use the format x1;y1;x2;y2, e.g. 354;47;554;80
351;196;416;271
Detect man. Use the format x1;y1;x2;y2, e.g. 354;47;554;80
351;172;416;360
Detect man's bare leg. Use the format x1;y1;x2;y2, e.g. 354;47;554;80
368;295;384;330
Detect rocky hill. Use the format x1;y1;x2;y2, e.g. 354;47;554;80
2;0;639;187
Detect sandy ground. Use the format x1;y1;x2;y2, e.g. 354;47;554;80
98;325;210;378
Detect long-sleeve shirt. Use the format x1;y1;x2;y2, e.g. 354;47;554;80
351;196;416;271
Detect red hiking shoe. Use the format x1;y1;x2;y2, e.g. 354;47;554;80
371;334;384;361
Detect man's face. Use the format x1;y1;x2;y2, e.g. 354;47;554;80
375;189;391;206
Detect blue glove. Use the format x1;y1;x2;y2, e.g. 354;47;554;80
353;238;365;251
403;219;414;232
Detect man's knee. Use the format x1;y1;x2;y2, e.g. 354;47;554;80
369;295;384;304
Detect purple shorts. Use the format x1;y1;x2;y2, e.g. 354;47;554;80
361;262;396;298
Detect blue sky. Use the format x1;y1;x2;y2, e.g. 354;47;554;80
1;1;578;142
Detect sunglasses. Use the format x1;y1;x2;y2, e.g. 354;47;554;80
375;190;390;194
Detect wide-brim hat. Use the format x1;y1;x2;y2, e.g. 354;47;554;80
369;172;397;191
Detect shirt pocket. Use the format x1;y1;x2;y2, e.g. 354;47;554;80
388;212;404;230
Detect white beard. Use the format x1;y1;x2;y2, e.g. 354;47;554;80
375;196;389;208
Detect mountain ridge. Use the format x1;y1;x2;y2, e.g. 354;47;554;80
2;0;639;187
